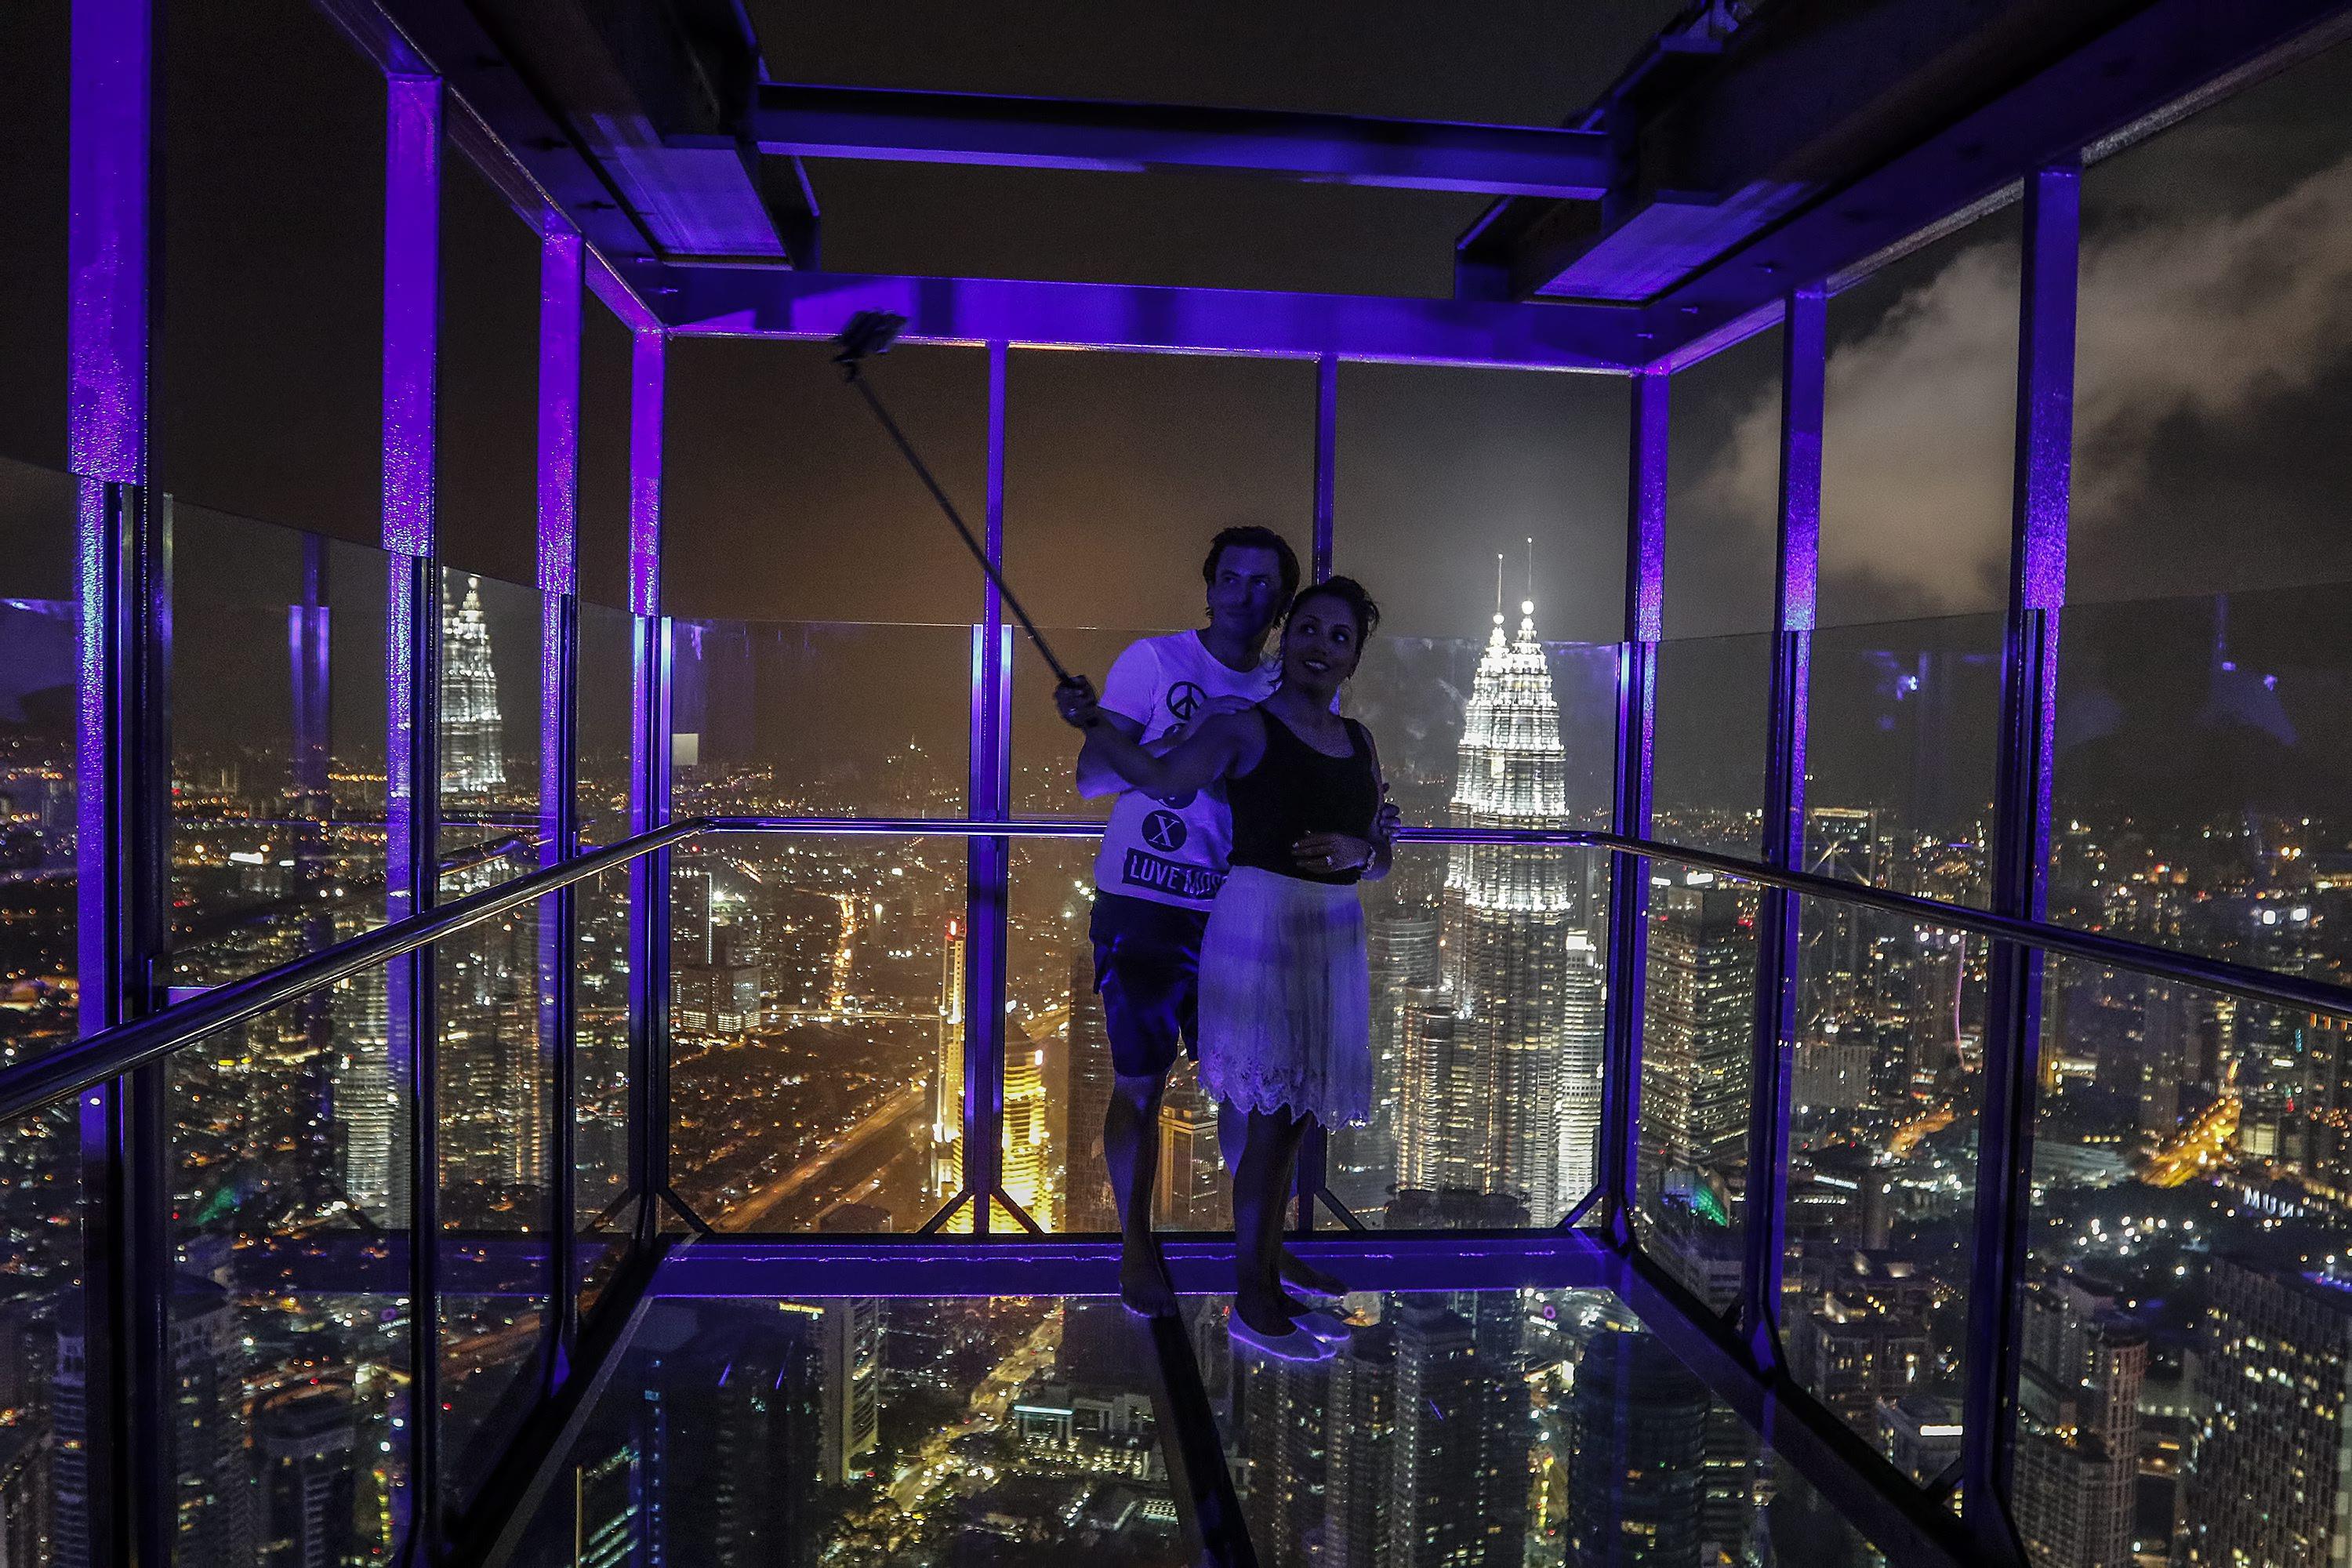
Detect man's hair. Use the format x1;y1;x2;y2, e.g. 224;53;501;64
1202;526;1301;611
1288;575;1382;641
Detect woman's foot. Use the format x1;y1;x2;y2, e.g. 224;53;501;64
1118;1236;1178;1318
1278;1248;1347;1300
1229;1290;1334;1362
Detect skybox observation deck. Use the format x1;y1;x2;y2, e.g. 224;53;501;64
6;1;2352;1564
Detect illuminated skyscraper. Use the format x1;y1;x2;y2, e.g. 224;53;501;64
1003;1029;1051;1228
1064;942;1119;1232
1401;575;1589;1221
819;1297;884;1486
1640;876;1755;1207
1155;1073;1225;1230
441;575;506;800
931;918;965;1205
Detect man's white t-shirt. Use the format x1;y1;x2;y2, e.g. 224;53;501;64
1087;630;1279;911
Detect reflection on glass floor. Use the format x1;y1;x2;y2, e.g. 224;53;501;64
511;1288;1887;1566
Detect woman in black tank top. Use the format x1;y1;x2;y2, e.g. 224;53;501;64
1057;579;1396;1363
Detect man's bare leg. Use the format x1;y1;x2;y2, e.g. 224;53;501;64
1106;1073;1178;1316
1217;1098;1347;1300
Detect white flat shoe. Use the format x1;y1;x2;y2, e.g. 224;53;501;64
1294;1309;1352;1344
1229;1314;1337;1363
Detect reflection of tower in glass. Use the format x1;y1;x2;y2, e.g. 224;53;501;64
441;575;506;799
931;918;964;1203
447;573;513;804
1399;575;1587;1220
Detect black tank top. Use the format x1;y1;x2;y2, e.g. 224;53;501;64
1227;707;1381;885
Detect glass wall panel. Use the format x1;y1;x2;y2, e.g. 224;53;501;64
171;504;393;985
169;975;408;1563
1222;1289;1886;1566
0;457;79;1065
1006;352;1315;820
576;293;634;613
1638;862;1760;1312
575;600;634;847
1784;899;1980;1479
2059;40;2352;975
438;566;543;895
668;833;956;1233
1820;203;2020;629
2016;956;2352;1566
1650;632;1773;857
2049;583;2352;982
156;0;384;543
575;866;632;1313
435;153;540;587
435;902;550;1518
1656;325;1781;860
668;619;970;819
1803;614;2003;908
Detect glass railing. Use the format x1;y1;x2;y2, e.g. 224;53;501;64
0;456;83;1069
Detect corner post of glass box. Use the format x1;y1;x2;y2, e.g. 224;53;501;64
1599;365;1668;1250
1961;158;2081;1565
1740;285;1824;1373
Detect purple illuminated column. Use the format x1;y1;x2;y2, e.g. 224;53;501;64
1599;366;1667;1247
535;221;583;1356
1740;286;1824;1369
380;69;441;1556
1962;161;2079;1558
961;341;1018;1232
624;326;671;1233
1311;352;1337;583
67;0;165;1561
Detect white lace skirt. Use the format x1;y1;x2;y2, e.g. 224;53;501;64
1196;867;1372;1127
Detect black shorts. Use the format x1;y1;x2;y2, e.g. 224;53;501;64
1090;891;1211;1080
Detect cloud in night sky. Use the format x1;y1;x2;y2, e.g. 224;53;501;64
1691;151;2352;616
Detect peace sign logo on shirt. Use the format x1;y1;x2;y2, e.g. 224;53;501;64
1142;810;1190;853
1166;681;1207;723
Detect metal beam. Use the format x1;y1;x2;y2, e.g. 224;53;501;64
659;266;1640;370
1625;0;2352;356
746;82;1611;199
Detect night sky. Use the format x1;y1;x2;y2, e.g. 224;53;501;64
4;2;2352;828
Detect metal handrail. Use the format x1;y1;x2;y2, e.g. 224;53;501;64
10;808;2344;1127
0;818;708;1123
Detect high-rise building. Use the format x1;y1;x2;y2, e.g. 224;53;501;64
1003;1029;1052;1228
1398;987;1474;1195
50;1333;89;1568
0;1423;49;1568
1640;874;1755;1226
1242;1351;1328;1567
931;917;965;1205
165;1282;253;1567
2181;1257;2352;1568
1389;1298;1525;1566
1558;931;1605;1206
1411;586;1588;1222
329;959;397;1220
572;1440;639;1568
255;1385;358;1568
819;1297;884;1486
1345;906;1439;1210
1563;1323;1705;1567
441;575;506;800
1155;1073;1225;1230
1064;941;1118;1232
1320;1323;1396;1568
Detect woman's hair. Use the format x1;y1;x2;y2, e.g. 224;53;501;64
1287;575;1381;641
1201;526;1301;610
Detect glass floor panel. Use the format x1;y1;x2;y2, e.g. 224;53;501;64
510;1288;1887;1566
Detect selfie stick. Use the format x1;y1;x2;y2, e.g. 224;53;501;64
832;312;1077;688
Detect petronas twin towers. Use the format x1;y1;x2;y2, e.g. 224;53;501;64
1396;578;1605;1222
